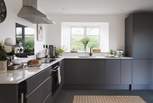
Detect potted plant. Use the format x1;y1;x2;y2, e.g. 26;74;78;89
80;37;90;52
0;43;7;72
56;48;64;57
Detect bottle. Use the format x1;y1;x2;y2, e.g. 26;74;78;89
46;45;49;58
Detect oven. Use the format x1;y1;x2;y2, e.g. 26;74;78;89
51;63;61;95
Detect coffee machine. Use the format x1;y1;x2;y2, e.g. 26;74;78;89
41;45;56;63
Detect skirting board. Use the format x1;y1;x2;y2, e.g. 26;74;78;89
63;84;153;90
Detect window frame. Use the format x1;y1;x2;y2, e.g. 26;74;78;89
70;26;101;51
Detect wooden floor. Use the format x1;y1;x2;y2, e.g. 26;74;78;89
54;90;153;103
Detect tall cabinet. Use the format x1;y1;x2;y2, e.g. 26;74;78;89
125;12;153;89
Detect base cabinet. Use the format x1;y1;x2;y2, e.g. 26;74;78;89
105;60;121;85
64;59;105;89
0;60;64;103
64;59;134;90
121;60;132;85
132;59;152;89
0;85;19;103
44;94;52;103
26;77;52;103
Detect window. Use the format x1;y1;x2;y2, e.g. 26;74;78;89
61;22;109;52
16;23;35;55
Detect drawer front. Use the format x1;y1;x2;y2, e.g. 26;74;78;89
26;77;52;103
26;68;51;94
44;93;52;103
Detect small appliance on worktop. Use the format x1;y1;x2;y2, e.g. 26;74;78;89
7;45;58;70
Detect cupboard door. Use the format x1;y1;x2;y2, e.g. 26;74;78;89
121;60;132;84
87;60;105;85
64;59;105;86
133;13;153;59
133;60;152;85
44;93;52;103
105;60;121;84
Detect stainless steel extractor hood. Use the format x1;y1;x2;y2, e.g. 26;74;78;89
18;0;55;24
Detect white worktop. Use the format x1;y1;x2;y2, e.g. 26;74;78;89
63;56;133;59
0;58;63;84
0;56;133;84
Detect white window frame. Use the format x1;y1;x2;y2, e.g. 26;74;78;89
61;22;109;52
70;26;101;51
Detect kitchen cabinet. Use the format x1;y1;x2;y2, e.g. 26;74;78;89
132;59;152;89
121;60;132;84
0;59;64;103
26;77;52;103
105;60;121;85
125;12;153;59
64;59;134;90
0;67;52;103
25;67;52;103
0;84;19;103
64;59;105;89
125;12;153;90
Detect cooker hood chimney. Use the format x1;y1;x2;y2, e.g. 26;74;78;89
18;0;55;24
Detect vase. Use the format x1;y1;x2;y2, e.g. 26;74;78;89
0;61;7;72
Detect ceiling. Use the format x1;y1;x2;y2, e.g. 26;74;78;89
38;0;153;15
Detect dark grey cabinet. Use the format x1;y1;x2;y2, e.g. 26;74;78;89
125;12;153;90
105;60;121;85
0;61;65;103
25;67;52;103
132;59;152;89
64;59;105;89
0;85;19;103
125;12;153;59
26;77;52;103
64;59;133;89
26;68;51;94
0;67;52;103
121;60;132;84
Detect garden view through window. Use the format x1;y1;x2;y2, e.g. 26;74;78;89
71;27;100;51
16;23;35;55
61;22;109;52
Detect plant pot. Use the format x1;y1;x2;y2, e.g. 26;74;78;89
0;60;7;72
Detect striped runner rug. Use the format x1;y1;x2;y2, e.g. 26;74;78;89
73;96;146;103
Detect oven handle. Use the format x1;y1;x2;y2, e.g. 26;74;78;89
52;65;60;72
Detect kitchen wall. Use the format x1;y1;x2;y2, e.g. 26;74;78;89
46;14;126;50
0;0;46;53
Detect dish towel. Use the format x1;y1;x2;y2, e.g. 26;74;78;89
58;67;61;84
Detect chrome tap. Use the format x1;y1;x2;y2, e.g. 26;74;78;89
89;47;93;56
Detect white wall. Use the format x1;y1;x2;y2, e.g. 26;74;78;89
0;0;46;53
46;14;126;50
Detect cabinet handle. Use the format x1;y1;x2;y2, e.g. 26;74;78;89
21;93;24;103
